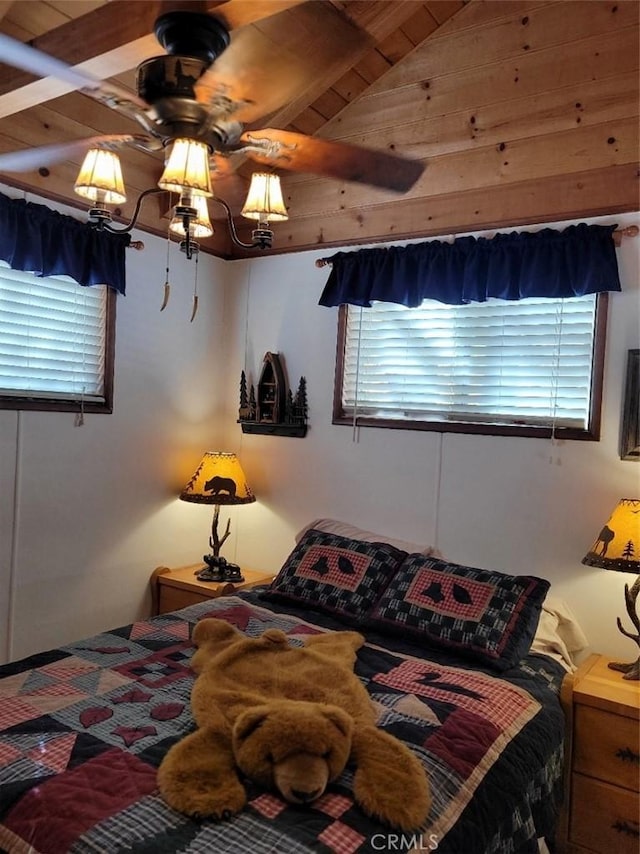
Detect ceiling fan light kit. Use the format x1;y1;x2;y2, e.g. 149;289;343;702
169;194;214;240
241;173;289;224
0;8;425;260
157;138;213;197
74;149;127;206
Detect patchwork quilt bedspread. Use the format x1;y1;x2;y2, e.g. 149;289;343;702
0;595;566;854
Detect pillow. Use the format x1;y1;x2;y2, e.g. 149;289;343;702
261;528;407;620
295;517;437;557
367;554;550;671
530;595;589;672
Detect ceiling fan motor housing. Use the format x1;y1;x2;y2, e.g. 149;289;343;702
137;55;209;104
139;11;231;103
137;56;224;141
153;11;230;63
136;12;233;143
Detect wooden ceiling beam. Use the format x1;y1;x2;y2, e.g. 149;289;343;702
0;0;305;116
328;1;432;41
193;2;373;127
0;2;14;25
280;116;639;221
257;1;429;135
235;163;640;258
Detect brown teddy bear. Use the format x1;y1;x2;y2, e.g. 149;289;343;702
157;618;431;831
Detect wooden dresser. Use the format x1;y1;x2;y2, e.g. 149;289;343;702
558;653;640;853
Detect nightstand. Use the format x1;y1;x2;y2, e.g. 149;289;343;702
558;653;640;854
150;564;274;616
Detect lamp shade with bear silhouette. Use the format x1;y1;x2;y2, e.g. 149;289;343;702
582;498;640;680
180;452;255;582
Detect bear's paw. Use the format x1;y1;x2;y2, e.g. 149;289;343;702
351;727;431;832
161;772;247;821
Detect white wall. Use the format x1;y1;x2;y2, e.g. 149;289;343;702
0;187;228;662
220;213;640;663
1;192;638;666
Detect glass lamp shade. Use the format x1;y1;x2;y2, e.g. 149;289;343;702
74;149;126;205
158;138;213;197
169;194;214;238
180;452;255;506
582;498;640;571
241;172;288;222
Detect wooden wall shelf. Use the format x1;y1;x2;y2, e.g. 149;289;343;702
238;352;308;438
240;422;307;438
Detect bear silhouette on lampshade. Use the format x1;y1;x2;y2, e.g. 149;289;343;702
180;451;255;582
582;498;640;680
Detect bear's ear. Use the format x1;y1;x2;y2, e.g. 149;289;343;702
193;619;241;648
234;707;271;745
259;629;289;647
322;707;354;740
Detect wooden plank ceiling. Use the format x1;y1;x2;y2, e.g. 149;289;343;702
0;0;637;260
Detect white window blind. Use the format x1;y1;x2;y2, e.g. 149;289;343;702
342;295;598;430
0;264;107;402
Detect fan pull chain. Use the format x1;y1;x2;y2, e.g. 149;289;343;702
548;300;565;466
352;306;363;443
160;232;171;311
190;251;199;322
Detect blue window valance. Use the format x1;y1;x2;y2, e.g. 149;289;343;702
0;191;130;295
319;223;621;308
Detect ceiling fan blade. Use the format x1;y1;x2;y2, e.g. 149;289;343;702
194;26;321;125
195;0;378;128
0;32;148;112
0;33;106;91
0;135;142;173
239;129;425;193
209;153;250;212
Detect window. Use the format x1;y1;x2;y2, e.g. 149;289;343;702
334;293;607;440
0;263;116;412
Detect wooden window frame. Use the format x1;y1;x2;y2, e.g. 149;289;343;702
0;285;116;414
332;293;608;441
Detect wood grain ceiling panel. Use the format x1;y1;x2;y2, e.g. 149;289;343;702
235;164;639;257
361;1;638;95
328;26;640;140
281;117;638;219
0;0;636;260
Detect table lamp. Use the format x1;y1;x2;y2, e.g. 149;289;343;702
582;497;640;680
180;451;256;582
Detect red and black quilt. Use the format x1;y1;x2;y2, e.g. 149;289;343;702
0;594;566;854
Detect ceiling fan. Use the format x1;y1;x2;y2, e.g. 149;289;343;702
0;9;425;196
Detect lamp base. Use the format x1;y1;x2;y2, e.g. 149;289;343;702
196;555;244;584
611;575;640;680
608;657;640;680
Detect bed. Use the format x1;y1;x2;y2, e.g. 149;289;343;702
0;520;587;854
